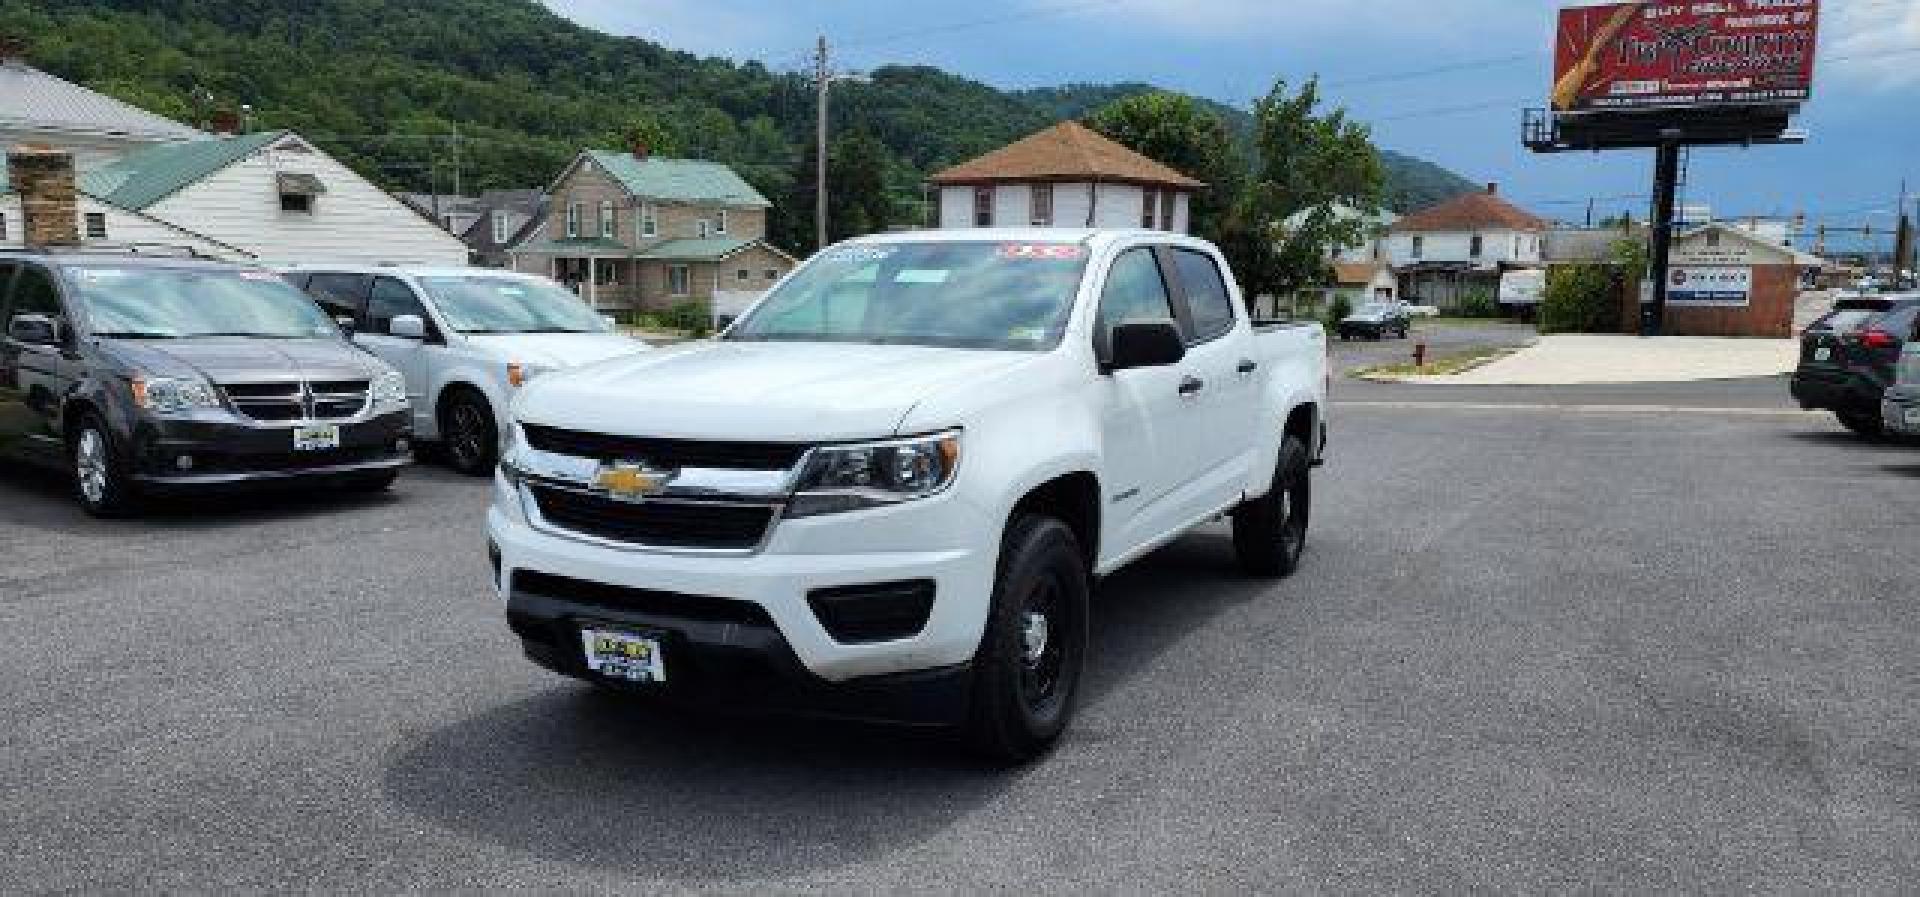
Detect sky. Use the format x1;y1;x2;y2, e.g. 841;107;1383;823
547;0;1920;238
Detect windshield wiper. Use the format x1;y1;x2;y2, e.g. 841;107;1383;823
192;332;310;339
96;332;180;340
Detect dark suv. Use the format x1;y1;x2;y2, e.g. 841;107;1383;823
1791;295;1920;437
0;248;413;516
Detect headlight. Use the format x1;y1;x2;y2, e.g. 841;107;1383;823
371;371;409;406
131;376;220;414
787;430;961;518
507;362;554;388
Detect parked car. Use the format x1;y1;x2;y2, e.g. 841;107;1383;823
1791;295;1920;436
489;229;1331;762
1882;338;1920;438
283;266;648;475
0;248;412;516
1337;301;1410;340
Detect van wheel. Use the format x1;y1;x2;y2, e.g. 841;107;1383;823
1232;435;1311;577
440;390;497;476
962;515;1090;766
69;413;141;518
1836;412;1884;438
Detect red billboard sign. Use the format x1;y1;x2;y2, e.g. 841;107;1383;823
1552;1;1820;114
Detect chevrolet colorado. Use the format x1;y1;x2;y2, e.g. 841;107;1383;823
487;229;1330;762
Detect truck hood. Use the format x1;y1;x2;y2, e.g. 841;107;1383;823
98;337;388;384
515;341;1043;441
463;332;648;369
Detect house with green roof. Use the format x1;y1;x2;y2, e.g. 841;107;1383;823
509;144;798;316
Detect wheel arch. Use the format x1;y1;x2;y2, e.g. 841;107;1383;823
1007;471;1101;573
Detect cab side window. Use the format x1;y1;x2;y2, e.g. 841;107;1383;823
5;265;66;338
304;273;371;324
367;277;431;336
1097;247;1176;345
1169;248;1238;343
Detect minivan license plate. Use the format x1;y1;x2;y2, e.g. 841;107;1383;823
582;627;667;683
292;424;341;451
1814;347;1832;362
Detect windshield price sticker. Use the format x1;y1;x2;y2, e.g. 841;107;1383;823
239;271;279;281
821;246;896;264
998;244;1084;261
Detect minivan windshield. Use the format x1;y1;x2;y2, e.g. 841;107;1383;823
417;275;609;334
725;242;1088;351
66;266;340;339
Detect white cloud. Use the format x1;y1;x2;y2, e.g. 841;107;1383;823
1822;0;1920;90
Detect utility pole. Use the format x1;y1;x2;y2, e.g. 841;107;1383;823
1644;137;1683;337
1895;179;1914;282
1585;197;1595;229
815;34;830;253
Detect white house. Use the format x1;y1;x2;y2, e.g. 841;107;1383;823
1386;184;1548;308
928;121;1203;233
0;48;206;169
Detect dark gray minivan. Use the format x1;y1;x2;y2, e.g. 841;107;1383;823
0;248;413;516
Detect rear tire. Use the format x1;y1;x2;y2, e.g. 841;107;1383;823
68;412;141;518
961;515;1090;766
1232;435;1311;577
1836;411;1884;438
440;389;498;477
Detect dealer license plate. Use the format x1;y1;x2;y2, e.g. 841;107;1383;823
1813;347;1832;362
292;424;341;451
581;627;667;683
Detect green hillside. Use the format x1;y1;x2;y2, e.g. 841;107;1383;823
2;0;1478;247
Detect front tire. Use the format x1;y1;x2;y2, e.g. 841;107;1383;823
68;413;141;518
962;515;1090;765
440;390;498;476
1232;434;1311;577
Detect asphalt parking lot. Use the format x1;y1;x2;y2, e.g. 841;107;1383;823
4;379;1919;891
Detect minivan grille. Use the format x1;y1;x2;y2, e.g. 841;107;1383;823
220;380;369;423
529;484;776;550
521;424;809;471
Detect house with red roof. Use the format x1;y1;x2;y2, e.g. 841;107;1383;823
928;121;1204;233
1386;183;1547;309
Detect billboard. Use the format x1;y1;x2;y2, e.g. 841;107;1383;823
1552;1;1820;113
1668;266;1752;306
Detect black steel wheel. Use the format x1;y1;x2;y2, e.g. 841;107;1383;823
440;390;498;476
962;515;1089;765
1232;434;1311;577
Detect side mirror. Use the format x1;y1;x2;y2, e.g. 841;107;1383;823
334;315;357;336
1104;320;1186;372
388;314;426;340
8;314;61;346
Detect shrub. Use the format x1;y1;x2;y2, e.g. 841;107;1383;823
659;300;712;337
1537;264;1621;334
1324;294;1354;328
1457;289;1501;319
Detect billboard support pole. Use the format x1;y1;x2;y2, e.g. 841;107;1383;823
1645;138;1682;337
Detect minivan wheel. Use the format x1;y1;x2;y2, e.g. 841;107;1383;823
1836;412;1884;438
962;515;1090;766
69;413;141;518
440;390;498;476
1232;434;1311;577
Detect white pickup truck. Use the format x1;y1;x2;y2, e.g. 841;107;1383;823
488;229;1329;761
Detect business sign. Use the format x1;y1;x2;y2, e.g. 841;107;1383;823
1552;1;1820;113
1669;266;1752;305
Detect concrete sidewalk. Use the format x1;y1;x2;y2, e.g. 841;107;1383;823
1398;334;1800;385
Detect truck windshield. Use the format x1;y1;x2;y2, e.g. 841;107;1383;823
66;266;340;339
726;242;1088;351
418;275;609;334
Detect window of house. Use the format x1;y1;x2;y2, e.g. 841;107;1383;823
0;213;7;242
1706;230;1722;248
595;262;618;286
1030;184;1053;226
1469;234;1483;258
737;268;751;283
641;204;658;238
566;202;582;238
599;201;615;239
1141;190;1157;229
716;209;729;235
973;187;994;227
275;172;324;215
1412;236;1424;259
697;219;712;239
1160;191;1174;231
492;214;510;245
83;213;108;240
766;268;781;281
281;194;314;214
668;265;691;296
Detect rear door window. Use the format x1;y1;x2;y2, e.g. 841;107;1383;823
1168;248;1238;343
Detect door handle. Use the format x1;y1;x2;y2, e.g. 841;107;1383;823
1236;359;1259;375
1178;375;1206;397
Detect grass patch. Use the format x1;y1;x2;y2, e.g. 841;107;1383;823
1352;346;1519;380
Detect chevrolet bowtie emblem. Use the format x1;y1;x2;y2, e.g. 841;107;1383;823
593;461;675;501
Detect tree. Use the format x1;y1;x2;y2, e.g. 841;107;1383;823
777;130;897;251
1084;91;1243;238
1220;78;1385;306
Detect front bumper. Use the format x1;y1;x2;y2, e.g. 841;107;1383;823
487;470;1000;702
1884;386;1920;436
128;408;412;487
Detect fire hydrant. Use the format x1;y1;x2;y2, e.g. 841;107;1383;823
1413;341;1428;368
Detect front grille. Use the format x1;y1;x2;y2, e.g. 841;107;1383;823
521;424;809;470
529;484;775;550
513;570;773;625
808;580;936;644
220;379;370;423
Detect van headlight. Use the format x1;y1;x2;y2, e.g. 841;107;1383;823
131;376;221;414
786;430;961;518
371;371;409;407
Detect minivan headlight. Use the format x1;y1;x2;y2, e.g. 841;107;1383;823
131;376;220;414
786;431;961;518
371;371;409;407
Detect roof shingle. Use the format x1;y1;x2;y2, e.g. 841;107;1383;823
1391;188;1547;233
0;60;205;142
585;151;770;207
80;131;285;210
929;121;1205;189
